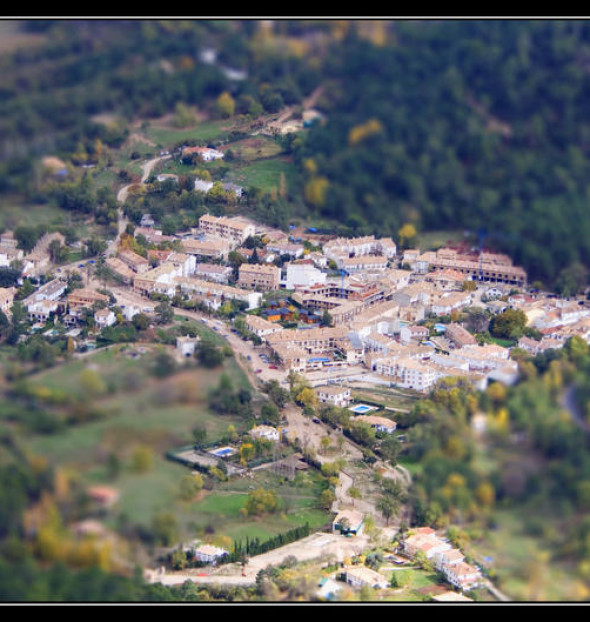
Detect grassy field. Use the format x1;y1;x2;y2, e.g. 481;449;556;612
226;156;299;193
145;119;231;149
415;229;472;251
186;469;330;542
21;344;254;527
350;385;420;413
19;341;330;545
0;197;70;231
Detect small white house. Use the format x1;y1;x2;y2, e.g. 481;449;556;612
191;544;228;564
176;335;200;357
249;425;280;443
317;385;352;408
400;324;430;344
353;415;397;434
441;561;482;591
94;308;116;328
344;566;389;590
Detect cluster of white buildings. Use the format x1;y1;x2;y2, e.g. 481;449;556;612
402;527;482;592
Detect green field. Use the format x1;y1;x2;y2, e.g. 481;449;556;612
21;345;254;530
0;197;70;231
18;341;330;545
145;119;231;148
226;157;299;193
416;229;472;252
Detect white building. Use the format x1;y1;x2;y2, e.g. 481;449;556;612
249;425;280;443
344;567;389;590
353;414;397;434
176;335;200;357
400;324;430;344
94;308;116;328
441;561;482;591
316;385;352;408
192;544;228;564
286;261;327;290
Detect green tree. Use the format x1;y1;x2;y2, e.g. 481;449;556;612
151;512;180;546
490;308;527;340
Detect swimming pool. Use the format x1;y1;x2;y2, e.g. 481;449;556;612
208;447;236;458
349;404;375;414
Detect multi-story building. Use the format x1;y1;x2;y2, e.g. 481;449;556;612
445;323;478;348
237;263;280;291
198;214;255;246
322;235;396;262
94;307;116;328
174;277;262;310
285;260;327;290
411;247;527;287
133;263;181;297
337;255;389;273
266;326;349;356
400;324;430;344
245;314;284;339
376;356;438;392
193;263;233;284
118;249;150;274
180;237;231;261
67;288;110;313
105;257;135;284
316;385;352;408
441;561;482;591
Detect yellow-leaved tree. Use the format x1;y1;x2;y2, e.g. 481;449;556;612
348;118;384;146
304;176;330;209
216;91;235;118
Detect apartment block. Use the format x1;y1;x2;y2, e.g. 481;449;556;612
198;214;255;246
238;263;280;291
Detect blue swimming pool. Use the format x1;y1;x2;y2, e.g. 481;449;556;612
349;404;374;414
209;447;235;457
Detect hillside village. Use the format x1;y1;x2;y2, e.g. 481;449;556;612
1;192;588;600
5;207;587;397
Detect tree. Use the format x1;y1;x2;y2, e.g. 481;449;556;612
321;309;333;327
151;351;177;378
348;486;362;507
318;488;336;510
243;488;281;516
151;512;179;546
296;387;318;411
263;379;290;408
260;401;281;425
79;368;107;397
398;222;417;249
130;446;153;473
192;425;207;447
216;91;236;118
376;495;399;526
132;313;150;331
48;239;68;264
489;308;527;340
154;301;174;325
14;226;41;253
178;473;203;501
555;262;588;297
